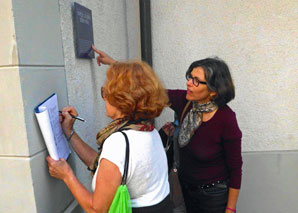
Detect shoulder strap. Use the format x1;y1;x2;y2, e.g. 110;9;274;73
172;101;191;171
119;131;130;185
180;101;191;124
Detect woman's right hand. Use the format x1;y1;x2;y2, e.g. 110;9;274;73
60;106;77;136
92;45;116;66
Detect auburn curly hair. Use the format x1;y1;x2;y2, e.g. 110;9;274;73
104;61;169;121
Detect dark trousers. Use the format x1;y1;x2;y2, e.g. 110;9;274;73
132;194;173;213
180;180;228;213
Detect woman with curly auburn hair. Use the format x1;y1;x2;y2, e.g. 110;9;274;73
104;61;169;121
46;60;172;212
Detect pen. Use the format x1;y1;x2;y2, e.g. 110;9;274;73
59;111;86;122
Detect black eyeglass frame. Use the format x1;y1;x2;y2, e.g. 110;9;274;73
186;73;207;87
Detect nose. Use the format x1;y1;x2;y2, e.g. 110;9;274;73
186;78;193;87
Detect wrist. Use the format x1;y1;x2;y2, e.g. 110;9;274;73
66;129;75;142
226;207;236;212
110;59;117;64
64;128;73;136
63;168;75;184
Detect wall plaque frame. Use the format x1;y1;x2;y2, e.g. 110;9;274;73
73;2;95;59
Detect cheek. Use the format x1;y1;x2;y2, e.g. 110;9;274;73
105;101;117;118
105;102;110;115
193;89;210;99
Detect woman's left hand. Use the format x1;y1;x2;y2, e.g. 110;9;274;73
46;156;73;181
161;122;175;136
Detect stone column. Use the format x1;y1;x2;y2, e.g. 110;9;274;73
0;0;75;212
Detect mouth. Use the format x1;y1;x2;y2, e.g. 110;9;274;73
187;89;192;94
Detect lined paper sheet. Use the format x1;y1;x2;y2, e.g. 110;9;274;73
35;94;70;160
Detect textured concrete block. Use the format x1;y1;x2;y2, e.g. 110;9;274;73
64;200;84;213
0;67;29;156
0;151;75;213
238;151;298;212
0;156;36;212
30;151;74;213
12;0;64;65
19;67;68;156
0;0;18;66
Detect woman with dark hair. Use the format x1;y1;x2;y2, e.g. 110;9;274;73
92;47;242;213
171;58;243;213
46;61;172;212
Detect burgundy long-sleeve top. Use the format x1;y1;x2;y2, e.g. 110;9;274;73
168;89;243;189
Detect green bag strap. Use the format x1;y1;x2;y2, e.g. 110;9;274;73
119;131;130;185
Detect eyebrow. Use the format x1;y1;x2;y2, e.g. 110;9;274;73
190;73;201;81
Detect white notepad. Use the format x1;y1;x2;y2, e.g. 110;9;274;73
35;94;71;160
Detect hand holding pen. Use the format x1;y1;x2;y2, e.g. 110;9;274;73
59;111;85;122
59;106;85;137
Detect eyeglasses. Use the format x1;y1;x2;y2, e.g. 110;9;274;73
186;73;207;87
101;86;107;99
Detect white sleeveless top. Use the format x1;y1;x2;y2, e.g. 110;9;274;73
92;129;170;207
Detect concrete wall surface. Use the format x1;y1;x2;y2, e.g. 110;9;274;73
2;0;297;212
151;0;298;212
58;0;141;198
0;0;18;66
0;0;73;212
152;0;297;152
1;0;140;212
239;151;298;212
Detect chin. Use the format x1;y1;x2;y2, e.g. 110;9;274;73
186;94;193;101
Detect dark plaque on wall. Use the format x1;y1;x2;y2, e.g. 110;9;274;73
73;2;94;58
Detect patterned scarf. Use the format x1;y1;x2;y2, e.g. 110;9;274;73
88;118;154;175
178;101;218;147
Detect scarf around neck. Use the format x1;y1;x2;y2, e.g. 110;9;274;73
88;118;154;175
178;101;218;147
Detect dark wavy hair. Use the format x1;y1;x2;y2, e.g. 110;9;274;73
185;57;235;107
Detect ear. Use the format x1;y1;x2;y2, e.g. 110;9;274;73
210;91;217;99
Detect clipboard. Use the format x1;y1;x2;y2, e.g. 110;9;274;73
35;93;71;160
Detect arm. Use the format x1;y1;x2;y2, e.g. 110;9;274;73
225;188;240;213
69;132;97;167
60;106;97;167
222;110;243;212
92;45;116;66
224;144;241;213
167;89;190;121
46;157;121;213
